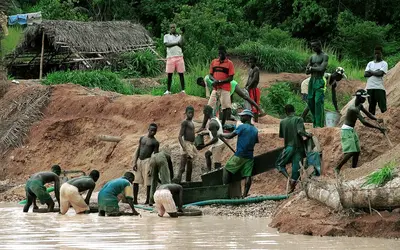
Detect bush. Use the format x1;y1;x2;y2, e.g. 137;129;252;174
0;26;23;58
111;50;163;78
43;70;134;95
230;41;307;73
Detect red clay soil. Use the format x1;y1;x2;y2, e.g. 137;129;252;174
270;194;400;238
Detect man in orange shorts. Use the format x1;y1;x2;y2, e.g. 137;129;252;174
245;56;261;122
154;183;183;218
163;23;185;95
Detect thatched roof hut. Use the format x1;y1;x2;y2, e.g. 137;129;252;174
6;20;155;78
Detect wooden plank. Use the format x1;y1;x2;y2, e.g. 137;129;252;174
39;31;45;80
182;185;230;204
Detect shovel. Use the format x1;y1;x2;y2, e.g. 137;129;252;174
378;120;393;148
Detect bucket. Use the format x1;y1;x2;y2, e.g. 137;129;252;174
325;111;340;127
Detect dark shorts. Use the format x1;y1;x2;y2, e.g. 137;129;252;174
367;89;387;114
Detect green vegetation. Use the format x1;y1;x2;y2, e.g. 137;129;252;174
0;26;23;58
261;82;352;120
362;161;397;187
111;50;163;78
43;70;134;95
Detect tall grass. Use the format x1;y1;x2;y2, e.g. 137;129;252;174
362;161;396;187
111;50;163;78
230;41;365;81
0;26;23;58
43;70;134;95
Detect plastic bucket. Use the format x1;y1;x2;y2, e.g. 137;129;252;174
325;111;340;127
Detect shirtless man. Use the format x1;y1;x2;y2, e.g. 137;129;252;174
306;41;329;128
60;170;100;215
98;172;139;216
176;106;197;182
197;105;225;171
149;150;174;205
245;56;261;122
334;89;386;175
132;123;160;204
23;165;61;213
154;183;183;218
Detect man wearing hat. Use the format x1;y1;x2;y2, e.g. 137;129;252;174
220;109;259;198
301;66;347;119
334;89;386;175
276;104;312;193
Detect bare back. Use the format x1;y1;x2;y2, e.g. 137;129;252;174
343;104;362;127
67;176;96;193
30;172;59;185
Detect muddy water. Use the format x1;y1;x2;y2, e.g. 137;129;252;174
0;205;399;250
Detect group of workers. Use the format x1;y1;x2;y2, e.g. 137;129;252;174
22;26;390;216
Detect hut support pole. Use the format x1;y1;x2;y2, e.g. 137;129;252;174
39;31;45;80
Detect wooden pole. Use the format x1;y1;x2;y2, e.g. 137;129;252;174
98;135;122;142
39;30;45;80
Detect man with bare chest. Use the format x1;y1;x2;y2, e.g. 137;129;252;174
132;123;159;204
306;41;329;128
176;106;197;182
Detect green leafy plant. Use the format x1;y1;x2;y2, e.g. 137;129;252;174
43;70;133;95
362;161;397;187
112;50;163;78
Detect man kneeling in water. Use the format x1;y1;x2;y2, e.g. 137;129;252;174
154;183;183;218
98;172;139;216
23;164;61;213
60;170;100;215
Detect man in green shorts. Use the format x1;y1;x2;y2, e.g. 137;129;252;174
220;109;259;198
98;172;139;216
306;40;329;128
334;89;386;175
149;150;174;205
23;164;62;213
276;105;312;193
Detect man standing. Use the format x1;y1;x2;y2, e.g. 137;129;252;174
149;150;174;205
245;56;261;122
23;165;61;213
276;105;312;193
220;109;259;198
364;46;388;115
154;183;183;218
301;67;346;119
132;123;159;204
98;172;139;216
60;170;100;215
306;40;329;128
334;89;386;175
163;23;185;95
208;45;235;126
197;75;261;127
176;106;197;182
197;105;225;171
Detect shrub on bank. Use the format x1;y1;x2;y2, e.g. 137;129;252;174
111;50;163;78
43;70;134;95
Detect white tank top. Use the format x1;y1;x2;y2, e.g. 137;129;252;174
209;117;224;146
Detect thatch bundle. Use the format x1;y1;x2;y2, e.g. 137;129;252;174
17;20;154;53
0;85;50;154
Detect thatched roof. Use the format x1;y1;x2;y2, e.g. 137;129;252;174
18;20;154;53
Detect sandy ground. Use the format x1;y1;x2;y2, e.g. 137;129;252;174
1;64;400;238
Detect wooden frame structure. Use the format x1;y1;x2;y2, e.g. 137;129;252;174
5;20;157;79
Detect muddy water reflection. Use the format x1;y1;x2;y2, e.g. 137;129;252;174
0;205;399;249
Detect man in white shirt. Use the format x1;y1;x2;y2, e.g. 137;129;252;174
163;23;185;95
364;46;388;115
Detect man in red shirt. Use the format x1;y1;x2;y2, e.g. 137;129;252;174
207;45;235;126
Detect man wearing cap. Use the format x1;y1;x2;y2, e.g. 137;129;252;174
208;45;235;126
301;67;346;119
364;46;388;115
306;40;329;128
220;109;259;198
276;104;312;193
196;105;226;171
23;165;62;213
98;172;139;216
334;89;386;175
60;170;100;215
